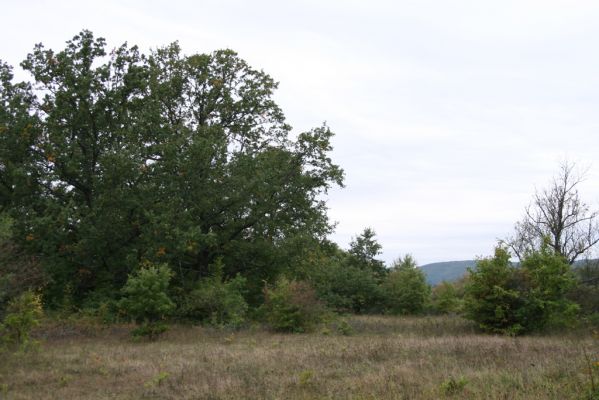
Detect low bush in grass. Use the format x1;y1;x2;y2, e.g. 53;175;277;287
0;220;47;319
568;261;599;327
119;263;175;340
464;245;577;335
310;262;384;314
179;270;248;328
262;278;329;333
0;290;43;352
381;255;430;315
431;281;464;314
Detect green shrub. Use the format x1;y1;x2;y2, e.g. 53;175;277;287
0;290;43;351
130;323;169;339
431;281;463;314
440;376;468;396
0;225;47;318
381;255;430;315
568;262;599;320
180;272;248;328
281;235;384;314
77;287;122;324
311;262;383;313
119;263;175;339
464;245;577;335
335;318;354;336
262;278;328;333
568;284;599;318
346;228;387;282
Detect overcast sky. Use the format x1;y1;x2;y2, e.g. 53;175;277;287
3;0;599;264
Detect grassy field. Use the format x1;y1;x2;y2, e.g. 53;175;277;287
0;315;597;399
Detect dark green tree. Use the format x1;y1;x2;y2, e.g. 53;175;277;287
0;31;344;308
464;245;577;335
347;228;387;280
381;255;430;315
431;281;463;314
119;263;175;339
261;278;327;333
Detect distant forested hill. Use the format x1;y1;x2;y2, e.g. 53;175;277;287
420;258;597;286
419;260;475;285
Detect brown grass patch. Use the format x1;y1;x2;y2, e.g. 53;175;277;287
0;315;597;399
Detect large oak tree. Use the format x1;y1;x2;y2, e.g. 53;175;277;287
0;31;343;306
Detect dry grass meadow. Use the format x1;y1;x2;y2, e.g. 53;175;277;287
0;315;598;399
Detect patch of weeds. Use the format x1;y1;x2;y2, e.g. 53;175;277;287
583;337;599;399
0;291;43;353
144;371;170;388
298;369;315;386
336;319;354;336
440;376;468;396
131;322;169;341
248;322;261;334
58;374;72;387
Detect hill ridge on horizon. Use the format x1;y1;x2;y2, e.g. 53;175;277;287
418;260;475;286
419;258;597;286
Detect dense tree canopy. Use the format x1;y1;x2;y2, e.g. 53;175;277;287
0;31;343;307
347;228;387;280
464;246;577;335
382;255;430;315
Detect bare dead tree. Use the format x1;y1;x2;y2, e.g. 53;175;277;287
506;162;599;264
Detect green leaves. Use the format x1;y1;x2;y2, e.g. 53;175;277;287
464;245;577;334
0;291;43;352
119;263;175;339
382;255;430;315
348;228;387;281
262;278;327;333
1;31;343;308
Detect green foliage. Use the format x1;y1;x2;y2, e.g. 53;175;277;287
77;288;121;324
381;255;430;315
347;228;387;281
335;318;354;336
0;290;43;351
0;216;47;317
569;261;599;319
464;246;577;335
312;261;383;313
144;371;170;388
289;236;385;314
179;260;248;327
439;376;468;396
298;369;315;386
431;281;463;314
262;278;328;333
119;263;175;339
520;245;579;329
0;31;343;309
583;343;599;400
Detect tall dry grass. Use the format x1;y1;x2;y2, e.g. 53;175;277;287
0;315;597;399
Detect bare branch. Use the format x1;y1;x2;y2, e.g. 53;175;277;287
505;161;599;264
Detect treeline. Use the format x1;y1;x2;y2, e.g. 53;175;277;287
0;32;598;343
0;29;344;312
0;31;428;339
